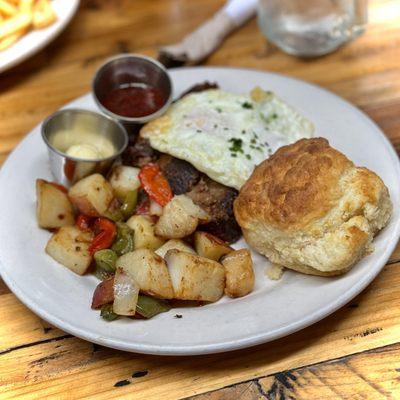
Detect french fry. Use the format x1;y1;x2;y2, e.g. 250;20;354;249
0;12;31;40
0;0;58;51
0;29;24;51
19;0;34;13
33;0;56;29
0;0;18;17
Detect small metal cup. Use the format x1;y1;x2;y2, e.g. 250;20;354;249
92;54;173;129
42;109;128;186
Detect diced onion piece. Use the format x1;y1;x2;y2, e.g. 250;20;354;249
113;268;140;316
149;199;163;216
109;165;141;201
155;239;195;258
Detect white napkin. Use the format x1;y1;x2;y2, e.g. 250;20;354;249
159;0;257;66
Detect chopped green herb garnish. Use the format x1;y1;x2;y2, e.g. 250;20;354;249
216;107;222;113
196;129;202;133
229;137;243;145
242;102;253;109
228;137;244;154
265;113;279;123
229;147;244;153
223;127;228;131
241;130;246;134
231;153;237;157
214;124;218;128
246;154;251;160
251;138;257;144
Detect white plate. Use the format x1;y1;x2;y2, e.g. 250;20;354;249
0;67;399;356
0;0;79;73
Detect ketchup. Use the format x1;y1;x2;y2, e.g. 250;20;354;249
101;84;165;118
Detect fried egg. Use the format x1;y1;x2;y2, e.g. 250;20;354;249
141;87;314;190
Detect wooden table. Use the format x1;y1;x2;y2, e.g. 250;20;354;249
1;0;400;398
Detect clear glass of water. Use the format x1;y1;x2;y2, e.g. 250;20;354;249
258;0;368;57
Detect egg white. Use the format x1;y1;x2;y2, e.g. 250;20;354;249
141;88;314;190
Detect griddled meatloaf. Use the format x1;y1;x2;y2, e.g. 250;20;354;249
122;136;159;168
187;177;241;243
158;154;201;195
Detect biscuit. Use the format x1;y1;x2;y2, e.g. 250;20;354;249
234;138;392;276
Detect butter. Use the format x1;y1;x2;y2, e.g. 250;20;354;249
50;129;116;160
66;144;103;159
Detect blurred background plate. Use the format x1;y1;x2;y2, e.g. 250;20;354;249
0;0;79;73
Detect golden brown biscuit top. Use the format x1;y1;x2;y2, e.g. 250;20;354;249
234;138;355;231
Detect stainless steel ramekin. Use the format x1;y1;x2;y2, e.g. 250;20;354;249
92;54;173;127
42;108;128;186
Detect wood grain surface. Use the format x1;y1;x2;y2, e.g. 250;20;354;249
1;0;400;399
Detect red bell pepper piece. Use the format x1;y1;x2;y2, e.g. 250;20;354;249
76;214;93;231
135;196;150;215
89;218;117;255
138;163;173;207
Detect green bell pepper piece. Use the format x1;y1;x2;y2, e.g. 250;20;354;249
136;295;171;319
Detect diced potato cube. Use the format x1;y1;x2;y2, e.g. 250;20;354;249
116;249;174;299
109;165;141;200
164;250;225;302
69;173;114;217
194;231;233;261
36;179;75;229
126;215;166;250
221;249;254;298
155;239;195;258
155;195;209;239
45;226;93;275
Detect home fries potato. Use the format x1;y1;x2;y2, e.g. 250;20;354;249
0;0;57;51
37;165;255;321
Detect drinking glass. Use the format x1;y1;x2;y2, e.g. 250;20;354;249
258;0;368;57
